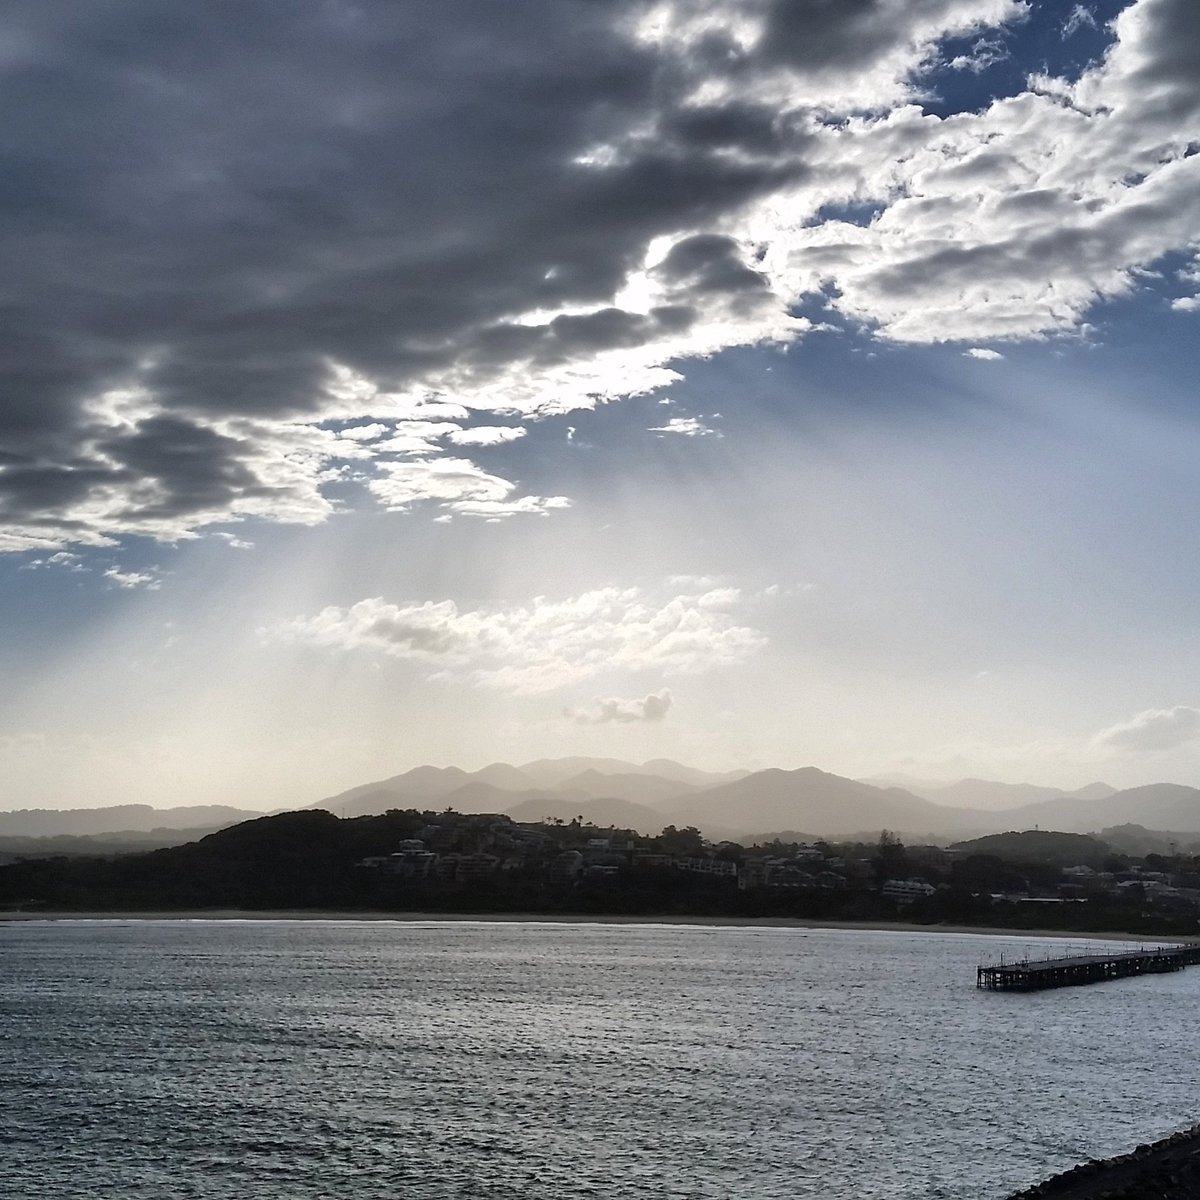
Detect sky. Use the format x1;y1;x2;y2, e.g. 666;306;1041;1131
2;0;1199;811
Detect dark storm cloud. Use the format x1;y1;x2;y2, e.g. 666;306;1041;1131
98;416;268;520
758;0;995;72
16;0;1183;545
663;102;788;153
467;305;698;372
657;234;771;295
0;0;827;542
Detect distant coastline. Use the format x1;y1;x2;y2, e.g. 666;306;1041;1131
1;909;1187;943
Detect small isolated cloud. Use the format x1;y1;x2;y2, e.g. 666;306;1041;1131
21;551;87;573
568;688;673;724
964;347;1005;361
271;584;765;694
1093;706;1200;752
445;427;527;447
211;532;255;550
947;37;1008;74
367;457;568;518
649;417;722;438
103;567;162;591
1171;296;1200;312
1063;4;1098;38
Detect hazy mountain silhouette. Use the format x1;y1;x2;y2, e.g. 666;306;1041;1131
554;769;699;806
315;766;477;817
660;767;979;839
311;760;724;820
0;805;261;839
0;825;229;863
503;795;667;830
515;757;744;790
636;759;750;788
1000;783;1200;833
863;776;1118;811
469;762;540;791
10;763;1198;845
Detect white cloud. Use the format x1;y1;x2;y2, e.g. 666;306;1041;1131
103;567;163;591
271;585;766;694
211;532;255;550
366;457;569;518
568;689;674;724
1171;296;1200;312
649;416;722;437
946;36;1008;74
1063;4;1099;38
1093;706;1200;752
445;426;527;447
964;347;1005;360
757;0;1200;343
336;423;391;443
20;551;86;573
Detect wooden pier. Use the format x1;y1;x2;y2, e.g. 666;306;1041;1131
977;943;1200;992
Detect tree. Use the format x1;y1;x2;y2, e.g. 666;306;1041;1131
872;830;909;887
657;825;705;856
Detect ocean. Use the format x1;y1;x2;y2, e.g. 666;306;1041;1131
2;919;1197;1199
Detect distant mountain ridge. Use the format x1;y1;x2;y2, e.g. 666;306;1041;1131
312;758;732;821
0;805;263;839
7;763;1200;845
862;775;1118;811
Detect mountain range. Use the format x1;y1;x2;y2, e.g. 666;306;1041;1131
7;761;1200;845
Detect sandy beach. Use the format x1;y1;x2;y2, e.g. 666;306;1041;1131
0;909;1189;943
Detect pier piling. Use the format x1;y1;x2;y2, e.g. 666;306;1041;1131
977;944;1200;992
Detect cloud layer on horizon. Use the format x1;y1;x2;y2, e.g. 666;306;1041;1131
1094;705;1200;753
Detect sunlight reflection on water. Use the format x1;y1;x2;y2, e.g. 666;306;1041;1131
3;920;1198;1199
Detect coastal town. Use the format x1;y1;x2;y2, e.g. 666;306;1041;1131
7;804;1200;940
349;809;1200;924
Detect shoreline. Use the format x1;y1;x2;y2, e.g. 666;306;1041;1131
1006;1123;1200;1199
0;909;1189;943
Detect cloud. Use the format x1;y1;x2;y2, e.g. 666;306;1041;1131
964;347;1005;360
1;0;1197;550
366;458;569;518
271;585;766;693
103;567;162;591
946;36;1008;74
1093;706;1200;752
1171;296;1200;312
649;416;723;437
20;551;86;573
445;427;528;447
211;532;255;550
568;688;674;724
1063;5;1099;38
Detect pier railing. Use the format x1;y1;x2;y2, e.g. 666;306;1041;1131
977;944;1200;992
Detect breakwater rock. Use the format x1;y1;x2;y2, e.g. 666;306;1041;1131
1007;1124;1200;1199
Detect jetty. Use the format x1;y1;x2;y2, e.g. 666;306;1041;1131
977;943;1200;992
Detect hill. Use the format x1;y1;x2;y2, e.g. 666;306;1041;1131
310;759;733;821
660;767;977;839
865;777;1118;811
0;825;230;864
1003;783;1200;834
949;830;1109;868
0;805;262;839
502;795;667;830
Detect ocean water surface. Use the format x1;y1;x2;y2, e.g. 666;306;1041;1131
3;919;1199;1199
